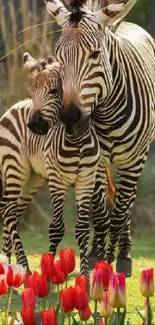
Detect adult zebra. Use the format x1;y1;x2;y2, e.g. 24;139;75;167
0;53;100;275
43;0;155;275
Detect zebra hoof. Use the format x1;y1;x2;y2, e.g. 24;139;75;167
116;257;132;277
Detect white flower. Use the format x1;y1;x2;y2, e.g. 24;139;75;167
0;254;9;265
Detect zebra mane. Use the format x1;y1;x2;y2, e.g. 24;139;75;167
65;0;107;12
65;0;87;10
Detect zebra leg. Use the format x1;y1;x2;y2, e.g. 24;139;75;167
88;162;110;268
1;174;44;270
116;220;132;277
48;174;66;255
2;226;12;263
75;177;96;276
106;161;146;267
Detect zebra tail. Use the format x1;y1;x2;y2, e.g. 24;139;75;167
106;166;115;207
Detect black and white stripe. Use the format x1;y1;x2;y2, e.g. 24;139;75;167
1;56;100;275
44;0;155;270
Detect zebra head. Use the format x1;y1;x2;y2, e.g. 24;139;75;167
45;0;137;128
23;52;62;135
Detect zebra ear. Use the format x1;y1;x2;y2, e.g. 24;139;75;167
45;0;69;26
23;53;43;79
95;0;137;26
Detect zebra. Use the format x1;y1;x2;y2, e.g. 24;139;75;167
0;52;100;275
42;0;155;276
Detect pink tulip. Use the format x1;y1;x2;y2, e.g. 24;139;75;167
100;291;113;318
90;268;104;301
108;273;126;308
140;268;154;298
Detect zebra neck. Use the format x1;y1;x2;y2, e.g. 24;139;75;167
94;28;127;121
64;122;92;144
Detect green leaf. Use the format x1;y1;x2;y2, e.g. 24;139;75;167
136;308;146;321
56;303;60;316
146;302;153;325
71;315;80;325
119;307;127;325
109;311;116;325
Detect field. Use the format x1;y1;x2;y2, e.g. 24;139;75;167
0;224;155;325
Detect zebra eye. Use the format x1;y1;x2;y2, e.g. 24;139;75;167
89;50;100;60
48;88;57;96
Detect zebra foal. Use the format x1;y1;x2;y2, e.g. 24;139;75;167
0;53;100;275
43;0;155;276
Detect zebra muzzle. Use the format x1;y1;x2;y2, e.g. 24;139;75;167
28;114;49;135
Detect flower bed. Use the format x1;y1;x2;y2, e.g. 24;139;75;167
0;250;154;325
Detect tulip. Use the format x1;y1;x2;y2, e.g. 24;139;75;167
0;274;8;295
100;291;113;318
90;268;104;301
0;254;9;275
60;248;75;275
41;308;57;325
75;274;88;291
33;273;49;297
95;260;113;290
41;253;55;279
108;273;126;308
24;271;38;289
51;260;66;285
5;264;26;288
60;286;75;313
79;304;92;321
140;268;155;298
20;306;36;325
22;288;36;309
74;285;88;310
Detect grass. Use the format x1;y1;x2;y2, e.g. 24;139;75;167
1;226;155;324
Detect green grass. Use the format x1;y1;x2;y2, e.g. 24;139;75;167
1;228;155;324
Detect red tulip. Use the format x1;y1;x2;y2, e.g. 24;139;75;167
41;308;57;325
140;268;155;298
33;273;49;297
0;275;8;295
5;264;26;288
90;268;104;301
51;260;66;285
79;304;92;321
60;249;75;275
24;271;38;289
60;286;75;313
100;291;113;318
95;260;113;290
20;306;36;325
75;275;88;291
74;285;88;310
22;288;36;309
108;273;126;308
41;253;55;279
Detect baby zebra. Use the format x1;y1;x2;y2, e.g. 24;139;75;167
0;53;100;275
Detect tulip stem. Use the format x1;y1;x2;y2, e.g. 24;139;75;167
43;296;46;310
94;300;98;325
5;287;13;322
49;280;52;308
68;313;71;325
117;308;120;325
105;317;108;325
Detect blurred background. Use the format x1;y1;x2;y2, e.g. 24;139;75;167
0;0;155;249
